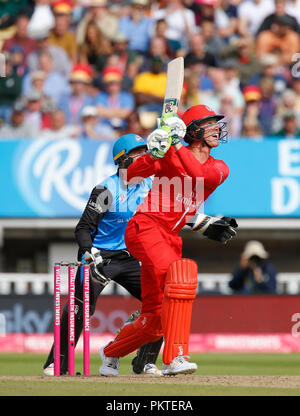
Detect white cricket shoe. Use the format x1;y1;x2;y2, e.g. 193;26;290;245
162;356;197;376
132;363;162;376
99;346;120;376
43;363;54;376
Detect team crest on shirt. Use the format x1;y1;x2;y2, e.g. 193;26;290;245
119;194;126;202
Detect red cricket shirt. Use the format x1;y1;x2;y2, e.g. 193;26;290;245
126;145;229;234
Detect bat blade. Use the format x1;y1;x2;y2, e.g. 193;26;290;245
162;57;184;116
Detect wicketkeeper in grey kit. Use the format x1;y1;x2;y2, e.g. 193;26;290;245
43;134;163;376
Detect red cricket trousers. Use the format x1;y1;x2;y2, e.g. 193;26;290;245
104;213;183;359
125;213;183;315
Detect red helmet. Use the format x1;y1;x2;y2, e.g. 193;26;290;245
182;105;224;127
182;105;227;145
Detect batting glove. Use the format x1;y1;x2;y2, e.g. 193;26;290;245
160;113;186;145
84;247;111;286
147;125;172;159
190;214;238;243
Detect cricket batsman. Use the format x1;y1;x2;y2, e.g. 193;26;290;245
100;104;238;376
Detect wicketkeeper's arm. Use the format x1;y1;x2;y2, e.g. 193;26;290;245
75;186;112;258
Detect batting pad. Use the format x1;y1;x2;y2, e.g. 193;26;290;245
161;258;198;365
104;313;163;358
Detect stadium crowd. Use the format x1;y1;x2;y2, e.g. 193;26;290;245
0;0;299;140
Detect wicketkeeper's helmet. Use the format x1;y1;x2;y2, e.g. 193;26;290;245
182;105;228;145
113;134;147;165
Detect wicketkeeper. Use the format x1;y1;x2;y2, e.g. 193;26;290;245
100;105;238;376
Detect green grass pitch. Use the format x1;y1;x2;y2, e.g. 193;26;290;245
1;352;300;396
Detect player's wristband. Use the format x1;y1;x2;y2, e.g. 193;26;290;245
171;135;181;145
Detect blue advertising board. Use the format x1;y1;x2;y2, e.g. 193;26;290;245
0;138;300;218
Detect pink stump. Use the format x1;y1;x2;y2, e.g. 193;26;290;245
68;265;76;376
83;265;90;375
54;265;61;376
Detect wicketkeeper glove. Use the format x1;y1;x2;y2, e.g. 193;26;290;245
147;125;172;159
84;247;111;286
160;113;186;145
190;214;238;243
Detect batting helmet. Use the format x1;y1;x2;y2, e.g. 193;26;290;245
113;134;147;165
181;105;227;145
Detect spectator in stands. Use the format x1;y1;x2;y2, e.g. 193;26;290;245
76;0;119;45
241;115;263;138
192;0;216;26
256;15;300;65
237;0;274;37
154;18;168;40
40;109;78;139
1;13;37;59
23;90;51;132
271;111;300;138
110;33;142;86
0;52;22;124
30;70;56;114
57;64;94;125
249;54;287;98
214;0;239;42
258;76;278;135
242;84;262;123
229;240;277;294
78;19;112;71
27;29;72;78
48;0;77;64
219;36;261;87
185;32;218;69
119;0;152;55
79;105;116;140
200;19;226;62
9;45;27;78
256;0;300;35
132;56;167;113
23;51;70;105
185;54;214;92
152;0;197;54
27;0;55;40
94;66;135;130
0;101;39;139
140;35;170;73
273;89;300;130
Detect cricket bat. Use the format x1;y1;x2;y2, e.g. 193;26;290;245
162;57;184;116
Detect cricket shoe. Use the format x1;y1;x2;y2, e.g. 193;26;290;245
43;364;67;376
162;356;197;376
43;363;54;376
99;346;120;376
131;364;162;376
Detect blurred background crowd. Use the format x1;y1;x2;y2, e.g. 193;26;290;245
0;0;300;141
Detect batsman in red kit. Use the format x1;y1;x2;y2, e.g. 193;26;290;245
100;105;238;376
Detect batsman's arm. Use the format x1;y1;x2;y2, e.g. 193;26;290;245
75;186;113;258
126;153;162;183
